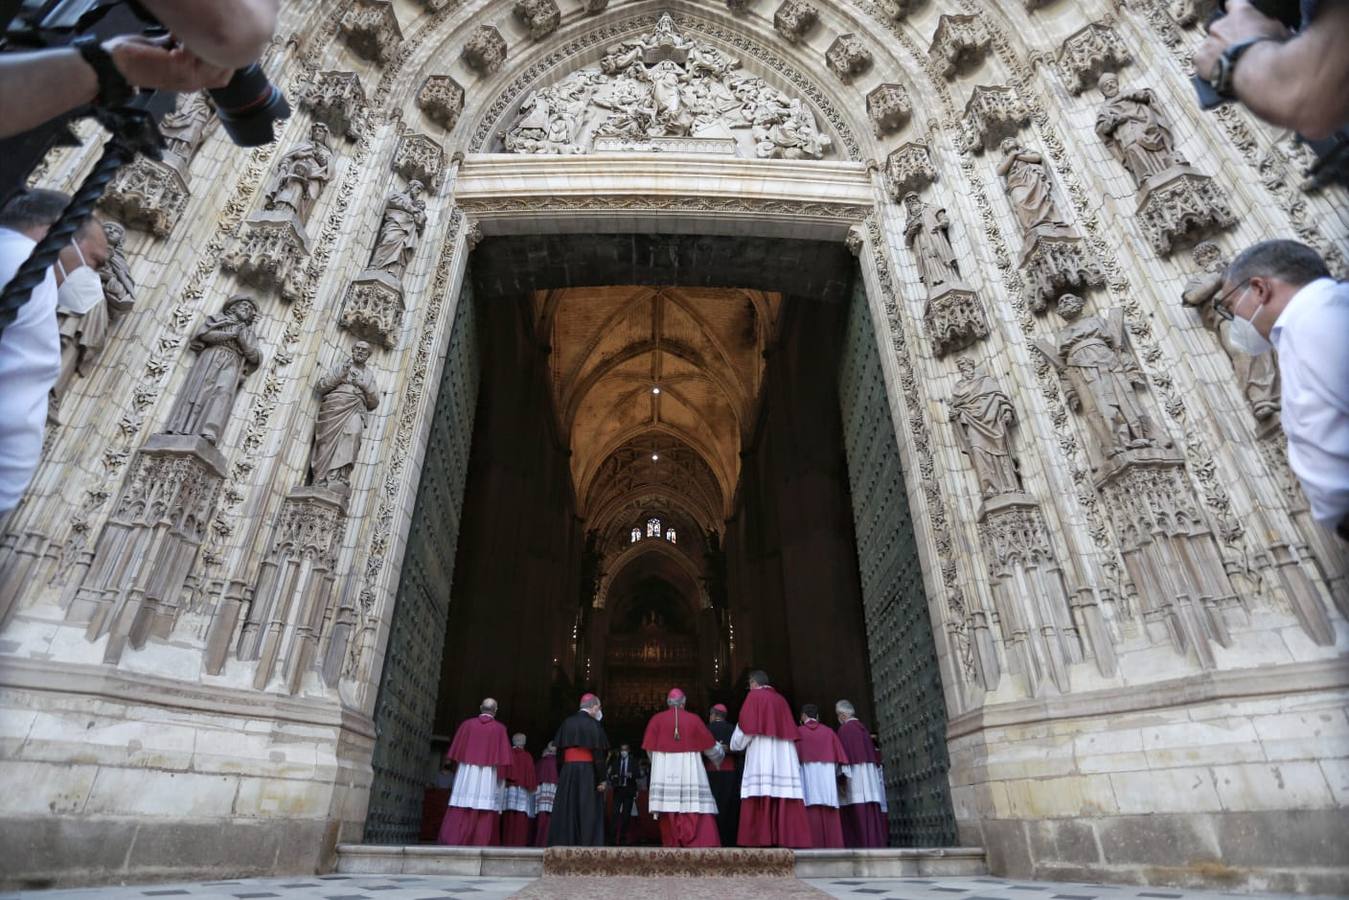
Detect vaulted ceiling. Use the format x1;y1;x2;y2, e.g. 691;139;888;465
534;285;781;545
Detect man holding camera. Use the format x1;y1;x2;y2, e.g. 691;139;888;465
0;0;279;139
1194;0;1349;140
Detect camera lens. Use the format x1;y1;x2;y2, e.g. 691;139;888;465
208;63;291;147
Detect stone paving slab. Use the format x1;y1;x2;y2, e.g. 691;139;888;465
5;874;1335;900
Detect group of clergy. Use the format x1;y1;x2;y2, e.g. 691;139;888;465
436;671;889;850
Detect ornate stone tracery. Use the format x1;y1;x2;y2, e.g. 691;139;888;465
339;0;403;64
929;13;991;80
463;24;508;74
826;34;873;84
417;75;465;131
299;70;368;139
1058;22;1131;95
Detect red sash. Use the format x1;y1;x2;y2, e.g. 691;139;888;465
562;748;594;763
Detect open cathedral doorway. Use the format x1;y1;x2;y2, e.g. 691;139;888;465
362;233;956;850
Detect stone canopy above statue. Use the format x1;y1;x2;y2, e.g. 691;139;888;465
499;13;834;159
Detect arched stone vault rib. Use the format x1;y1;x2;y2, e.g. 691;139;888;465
598;537;710;610
590;487;720;545
578;422;733;522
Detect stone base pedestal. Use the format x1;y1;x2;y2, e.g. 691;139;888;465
222;210;312;302
923;287;988;357
1136;167;1236;257
67;433;226;664
99;157;190;237
341;270;406;349
1019;226;1104;313
233;486;348;693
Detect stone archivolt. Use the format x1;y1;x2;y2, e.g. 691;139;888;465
500;15;832;159
929;13;991;80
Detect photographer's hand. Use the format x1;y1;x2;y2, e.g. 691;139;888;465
1194;0;1289;84
106;36;233;92
137;0;280;70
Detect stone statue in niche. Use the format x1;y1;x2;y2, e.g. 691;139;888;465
263;122;334;225
369;180;427;281
49;221;137;421
1094;73;1188;189
501;14;832;159
159;92;215;172
163;296;263;445
948;357;1022;499
996;138;1070;237
1035;309;1169;463
903;191;965;295
1181;242;1280;422
311;341;381;491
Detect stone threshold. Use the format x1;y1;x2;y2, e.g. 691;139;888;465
334;844;988;878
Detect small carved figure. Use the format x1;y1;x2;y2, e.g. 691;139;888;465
1035;309;1166;460
163;296;263;444
264;122;334;224
903;191;964;294
1094;73;1188;189
311;341;381;490
996;138;1069;236
159;92;214;171
1180;242;1280;421
949;357;1022;498
369;180;427;280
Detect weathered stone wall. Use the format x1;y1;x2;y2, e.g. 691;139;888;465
0;0;1345;890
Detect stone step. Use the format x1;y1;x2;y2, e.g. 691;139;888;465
334;844;988;879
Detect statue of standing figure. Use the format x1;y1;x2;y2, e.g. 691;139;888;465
264;122;334;225
159;92;214;172
996;138;1070;237
1181;242;1280;422
903;192;965;295
948;357;1023;499
310;341;381;491
1035;309;1168;462
369;181;427;281
1094;73;1188;189
163;296;263;445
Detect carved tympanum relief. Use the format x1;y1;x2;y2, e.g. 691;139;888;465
100;92;212;235
1095;74;1234;255
1180;242;1281;424
49;221;137;423
903;192;988;356
501;14;832;159
997;138;1103;314
222;122;334;301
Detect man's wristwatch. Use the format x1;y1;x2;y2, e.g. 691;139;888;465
72;36;135;108
1208;36;1278;99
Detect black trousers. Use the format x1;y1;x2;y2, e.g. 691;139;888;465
612;786;637;844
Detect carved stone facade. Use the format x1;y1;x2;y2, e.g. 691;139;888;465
5;1;1348;893
462;25;508;75
514;0;562;40
929;14;991;80
339;0;403;64
826;34;873;84
299;70;368;138
1058;22;1132;95
417;75;465;131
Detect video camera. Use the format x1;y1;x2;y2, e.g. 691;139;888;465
1192;0;1347;191
1;0;290;197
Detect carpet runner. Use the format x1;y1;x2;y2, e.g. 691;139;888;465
542;846;796;877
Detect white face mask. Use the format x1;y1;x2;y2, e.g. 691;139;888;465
55;244;103;316
1226;287;1273;356
595;710;603;722
620;750;628;758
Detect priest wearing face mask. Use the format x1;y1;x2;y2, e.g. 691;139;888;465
548;693;610;846
1216;240;1349;540
607;742;639;845
49;218;115;425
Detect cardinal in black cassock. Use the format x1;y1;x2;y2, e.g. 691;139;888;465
547;692;610;846
706;702;741;847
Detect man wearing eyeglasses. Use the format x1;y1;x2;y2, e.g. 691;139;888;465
1214;239;1348;541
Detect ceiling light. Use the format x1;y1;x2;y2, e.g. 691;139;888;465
652;453;660;461
651;386;661;394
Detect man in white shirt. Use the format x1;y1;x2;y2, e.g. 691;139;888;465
1217;239;1349;540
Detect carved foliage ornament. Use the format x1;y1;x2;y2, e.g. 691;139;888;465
1135;168;1236;256
774;0;818;44
463;25;508;75
925;289;989;357
515;0;562;40
826;34;873;84
393;132;445;187
100;158;189;237
342;274;406;349
867;83;912;137
1058;22;1132;95
299;70;367;138
339;0;403;65
885;142;937;199
963;84;1030;153
417;75;465;131
929;14;991;80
